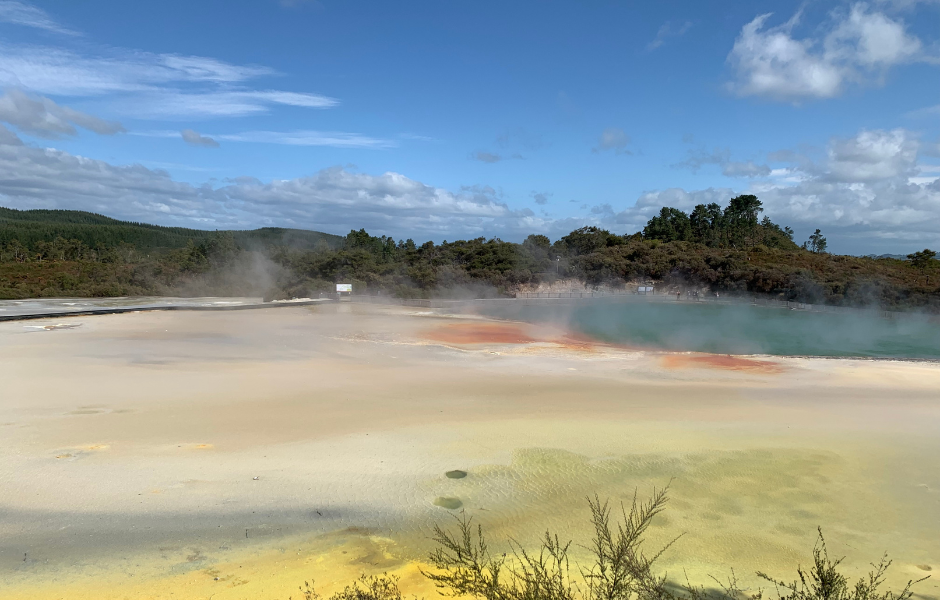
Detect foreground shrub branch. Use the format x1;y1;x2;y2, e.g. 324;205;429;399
296;487;928;600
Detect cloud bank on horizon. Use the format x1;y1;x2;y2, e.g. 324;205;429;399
0;0;937;253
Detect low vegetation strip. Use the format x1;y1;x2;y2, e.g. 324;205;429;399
293;488;928;600
0;197;937;311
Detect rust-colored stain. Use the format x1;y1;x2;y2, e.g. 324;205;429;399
425;323;537;345
661;354;784;373
552;333;598;352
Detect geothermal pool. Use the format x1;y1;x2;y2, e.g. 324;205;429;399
480;299;940;358
0;303;938;600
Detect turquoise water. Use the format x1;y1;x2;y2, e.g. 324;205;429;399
478;300;940;359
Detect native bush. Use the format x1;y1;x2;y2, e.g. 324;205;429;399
295;488;928;600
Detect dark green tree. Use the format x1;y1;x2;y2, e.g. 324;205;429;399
523;234;551;249
690;203;724;246
907;248;937;285
559;227;620;256
643;207;692;242
723;195;763;248
907;248;936;269
804;229;828;254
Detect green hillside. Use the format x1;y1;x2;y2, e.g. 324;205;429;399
0;207;343;253
0;199;936;310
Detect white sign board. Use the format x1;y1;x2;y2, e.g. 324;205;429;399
336;283;352;293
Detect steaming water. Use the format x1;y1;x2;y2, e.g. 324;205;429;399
480;299;940;359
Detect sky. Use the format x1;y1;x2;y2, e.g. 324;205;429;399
0;0;938;254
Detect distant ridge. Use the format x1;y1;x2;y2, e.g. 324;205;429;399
0;207;344;252
864;253;908;260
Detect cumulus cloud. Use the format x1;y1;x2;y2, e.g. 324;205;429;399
728;3;930;102
0;143;551;239
1;124;933;251
592;128;631;155
181;129;219;148
0;43;337;118
823;128;919;181
0;89;124;138
647;20;692;51
0;0;78;35
637;129;940;251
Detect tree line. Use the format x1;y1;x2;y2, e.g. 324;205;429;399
0;198;937;311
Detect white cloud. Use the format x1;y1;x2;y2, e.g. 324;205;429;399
613;187;735;230
133;128;394;149
0;89;124;138
0;143;550;239
592;128;631;155
156;55;275;83
728;13;845;100
633;129;940;251
0;43;337;118
1;123;934;250
728;3;930;101
216;130;394;149
873;0;940;11
907;104;940;118
647;20;692;51
181;129;219;148
0;1;78;35
109;90;337;118
0;45;272;94
825;4;921;67
824;128;918;181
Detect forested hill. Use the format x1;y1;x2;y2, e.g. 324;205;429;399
0;207;343;253
0;197;937;311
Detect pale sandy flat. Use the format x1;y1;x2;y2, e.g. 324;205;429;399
0;303;938;600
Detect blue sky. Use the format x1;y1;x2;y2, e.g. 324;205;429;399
0;0;938;254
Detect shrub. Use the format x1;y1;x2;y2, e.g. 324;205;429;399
299;487;928;600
